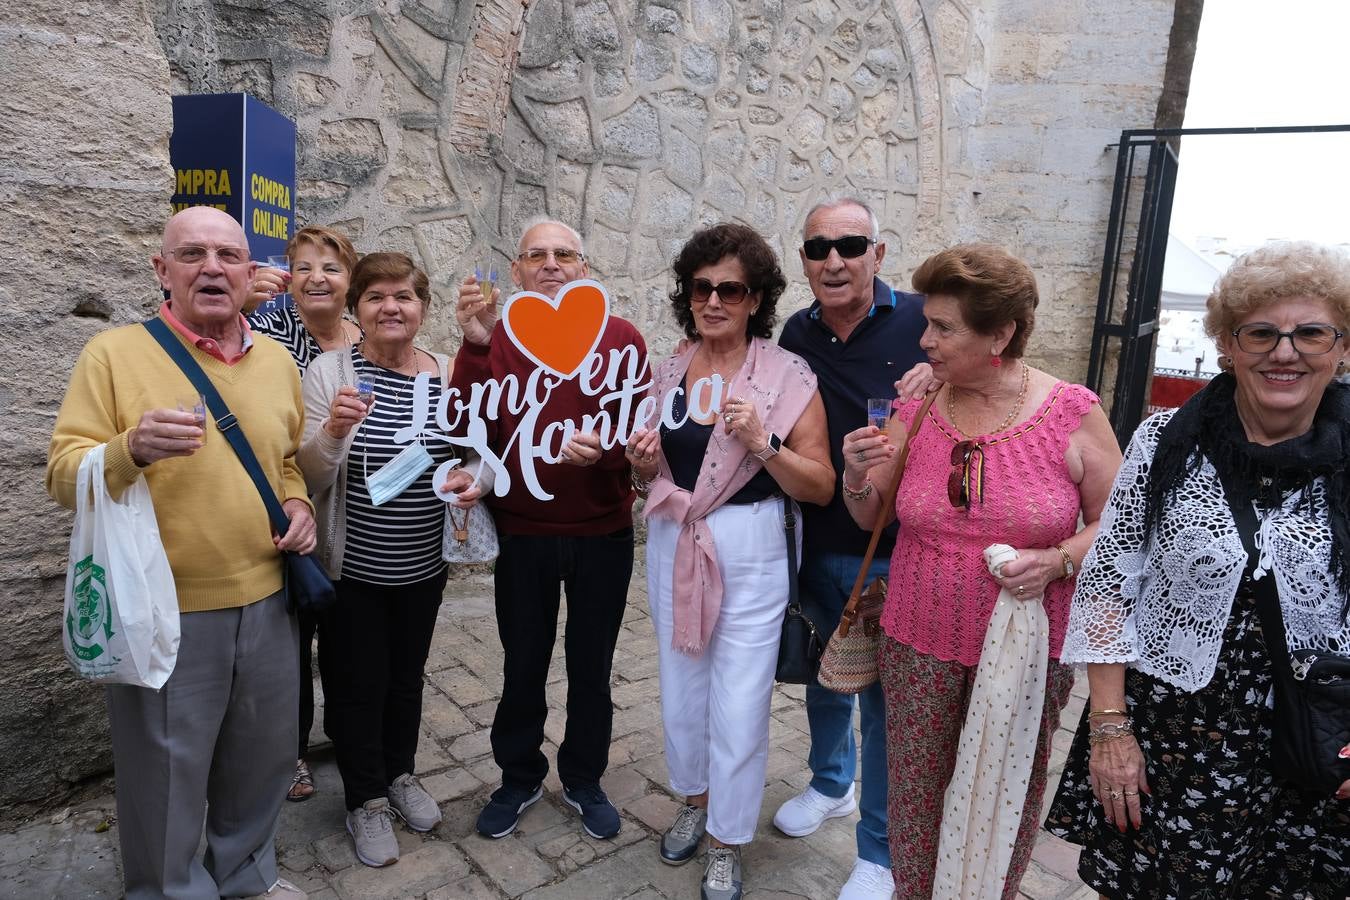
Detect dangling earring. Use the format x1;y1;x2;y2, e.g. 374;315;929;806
990;348;1002;368
1336;358;1347;375
1217;355;1234;372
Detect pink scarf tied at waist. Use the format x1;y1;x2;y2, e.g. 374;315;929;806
644;337;817;655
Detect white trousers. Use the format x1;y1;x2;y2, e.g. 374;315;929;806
647;498;794;845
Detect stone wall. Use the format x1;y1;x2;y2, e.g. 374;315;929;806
2;0;1192;816
153;0;1182;375
1;1;174;818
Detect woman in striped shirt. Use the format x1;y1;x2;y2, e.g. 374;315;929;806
249;225;363;804
298;252;484;868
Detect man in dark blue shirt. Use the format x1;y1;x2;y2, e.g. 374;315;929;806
775;197;927;900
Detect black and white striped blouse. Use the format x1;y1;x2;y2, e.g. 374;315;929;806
341;348;455;584
247;305;361;374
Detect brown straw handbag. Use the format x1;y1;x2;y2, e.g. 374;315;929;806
817;391;937;694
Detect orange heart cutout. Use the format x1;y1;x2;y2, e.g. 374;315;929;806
501;279;611;379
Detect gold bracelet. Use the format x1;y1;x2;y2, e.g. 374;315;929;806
841;477;874;501
1088;708;1128;719
630;469;653;495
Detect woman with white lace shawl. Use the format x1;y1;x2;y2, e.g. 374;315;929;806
1046;241;1350;900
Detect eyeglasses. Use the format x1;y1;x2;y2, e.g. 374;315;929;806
691;278;751;305
948;440;983;509
802;235;873;261
517;247;585;267
1231;322;1344;355
164;245;252;266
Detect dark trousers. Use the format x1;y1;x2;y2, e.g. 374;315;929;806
323;568;447;811
297;607;319;759
491;527;634;791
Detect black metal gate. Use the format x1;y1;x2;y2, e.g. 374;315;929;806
1086;124;1350;447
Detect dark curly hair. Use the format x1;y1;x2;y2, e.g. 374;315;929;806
669;223;786;340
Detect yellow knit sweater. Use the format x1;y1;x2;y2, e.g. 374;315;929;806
47;318;311;613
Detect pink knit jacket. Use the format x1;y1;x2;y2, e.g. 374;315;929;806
882;382;1099;666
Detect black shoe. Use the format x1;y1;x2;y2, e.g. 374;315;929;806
475;783;543;838
562;784;621;839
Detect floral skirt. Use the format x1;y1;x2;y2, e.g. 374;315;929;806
1045;578;1350;899
878;637;1074;899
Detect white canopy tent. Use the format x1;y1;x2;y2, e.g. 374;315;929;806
1160;234;1223;312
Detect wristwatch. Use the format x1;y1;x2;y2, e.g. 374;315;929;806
1054;544;1075;579
753;432;782;461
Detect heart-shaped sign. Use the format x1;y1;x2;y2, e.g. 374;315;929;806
501;279;611;379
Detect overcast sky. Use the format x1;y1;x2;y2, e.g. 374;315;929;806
1168;0;1350;246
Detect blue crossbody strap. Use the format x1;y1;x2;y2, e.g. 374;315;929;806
142;318;292;536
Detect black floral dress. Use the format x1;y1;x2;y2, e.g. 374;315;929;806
1045;577;1350;899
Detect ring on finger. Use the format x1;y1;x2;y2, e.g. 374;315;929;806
1124;791;1139;797
855;450;865;462
1109;790;1124;801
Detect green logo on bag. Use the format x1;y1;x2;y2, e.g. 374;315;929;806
67;555;114;661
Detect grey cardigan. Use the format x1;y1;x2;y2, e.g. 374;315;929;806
297;346;489;579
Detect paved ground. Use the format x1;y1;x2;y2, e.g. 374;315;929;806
0;561;1097;900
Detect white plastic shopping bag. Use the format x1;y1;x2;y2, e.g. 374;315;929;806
62;444;180;688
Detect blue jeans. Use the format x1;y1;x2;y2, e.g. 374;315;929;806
799;551;890;866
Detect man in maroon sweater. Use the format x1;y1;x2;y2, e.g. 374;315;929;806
453;219;646;841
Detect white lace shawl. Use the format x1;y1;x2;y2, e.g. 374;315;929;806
1060;409;1350;692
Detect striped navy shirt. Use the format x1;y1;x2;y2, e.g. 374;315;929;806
341;348;455;584
246;306;360;374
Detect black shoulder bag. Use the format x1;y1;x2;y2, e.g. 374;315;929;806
143;319;337;614
776;502;825;684
1222;478;1350;794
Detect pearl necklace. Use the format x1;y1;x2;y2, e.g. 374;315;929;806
947;362;1030;439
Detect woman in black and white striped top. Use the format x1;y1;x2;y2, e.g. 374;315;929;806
246;225;362;373
297;252;487;868
247;225;363;805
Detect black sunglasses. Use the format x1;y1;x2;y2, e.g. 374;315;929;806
802;235;873;261
691;278;750;305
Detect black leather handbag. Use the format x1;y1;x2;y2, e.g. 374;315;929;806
775;503;825;684
144;319;337;614
1225;480;1350;794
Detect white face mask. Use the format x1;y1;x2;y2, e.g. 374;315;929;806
365;441;434;507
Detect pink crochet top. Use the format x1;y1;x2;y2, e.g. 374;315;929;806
882;382;1099;666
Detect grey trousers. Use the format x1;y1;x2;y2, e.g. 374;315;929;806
106;590;298;900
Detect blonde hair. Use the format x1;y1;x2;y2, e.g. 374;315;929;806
1204;241;1350;338
286;225;358;274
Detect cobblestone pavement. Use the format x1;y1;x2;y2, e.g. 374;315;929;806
1;562;1095;899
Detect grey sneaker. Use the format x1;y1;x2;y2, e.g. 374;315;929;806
660;803;707;865
346;797;400;868
388;773;442;832
700;846;743;900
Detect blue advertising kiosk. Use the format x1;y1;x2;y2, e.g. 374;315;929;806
169;93;296;309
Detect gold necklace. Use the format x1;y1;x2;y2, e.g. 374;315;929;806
947;362;1030;439
359;340;417;374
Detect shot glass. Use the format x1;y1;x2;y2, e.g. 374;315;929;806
475;258;499;301
177;393;208;443
264;254;292;310
355;376;376;409
867;397;891;430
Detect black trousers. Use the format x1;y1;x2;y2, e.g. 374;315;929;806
323;568;447;811
297;607;319;759
491;527;634;791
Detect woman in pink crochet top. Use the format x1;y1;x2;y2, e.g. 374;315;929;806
840;244;1122;898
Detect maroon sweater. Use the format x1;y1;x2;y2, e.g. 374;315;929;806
451;317;647;536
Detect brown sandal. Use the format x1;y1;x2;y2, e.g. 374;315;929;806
287;759;316;802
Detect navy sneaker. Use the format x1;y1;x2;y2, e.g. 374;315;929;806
476;783;543;838
562;784;621;839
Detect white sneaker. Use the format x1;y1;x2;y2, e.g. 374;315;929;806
837;858;895;900
346;797;400;868
388;772;442;832
772;785;857;837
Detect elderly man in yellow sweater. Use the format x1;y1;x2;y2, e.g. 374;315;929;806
47;207;316;900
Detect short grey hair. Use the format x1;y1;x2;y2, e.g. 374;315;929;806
802;196;880;244
517;217;586;255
